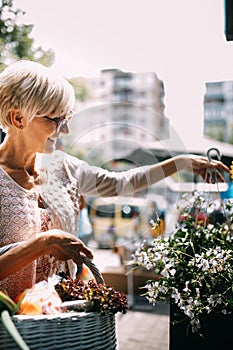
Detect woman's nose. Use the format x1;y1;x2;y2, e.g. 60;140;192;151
59;123;70;134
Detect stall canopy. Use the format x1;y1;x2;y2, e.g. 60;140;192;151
123;134;233;168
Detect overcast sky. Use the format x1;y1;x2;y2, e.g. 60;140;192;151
14;0;233;141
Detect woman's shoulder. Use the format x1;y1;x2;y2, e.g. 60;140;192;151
53;150;84;168
37;150;82;167
37;151;85;180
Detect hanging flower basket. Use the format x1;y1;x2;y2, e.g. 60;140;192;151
131;188;233;349
170;303;233;350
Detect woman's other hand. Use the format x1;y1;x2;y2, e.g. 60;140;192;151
0;231;93;280
42;230;93;265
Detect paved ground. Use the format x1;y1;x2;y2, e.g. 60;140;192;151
116;301;169;350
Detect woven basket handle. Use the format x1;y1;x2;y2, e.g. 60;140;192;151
81;256;105;285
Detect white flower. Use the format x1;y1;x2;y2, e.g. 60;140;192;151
190;317;201;333
206;306;212;314
183;281;190;293
161;263;176;278
195;288;200;298
200;258;210;271
183;305;194;319
171;288;181;303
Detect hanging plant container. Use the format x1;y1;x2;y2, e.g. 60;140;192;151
170;304;233;350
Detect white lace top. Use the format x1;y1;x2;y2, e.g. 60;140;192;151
0;150;151;299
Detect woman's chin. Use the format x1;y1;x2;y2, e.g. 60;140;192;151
44;139;57;153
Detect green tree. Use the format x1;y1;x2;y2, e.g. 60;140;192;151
0;0;54;70
68;77;90;102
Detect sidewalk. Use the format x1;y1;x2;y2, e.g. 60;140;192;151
116;302;169;350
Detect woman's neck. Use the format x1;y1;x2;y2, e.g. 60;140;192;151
0;136;39;189
0;135;37;174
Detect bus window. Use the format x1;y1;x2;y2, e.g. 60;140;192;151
96;204;115;218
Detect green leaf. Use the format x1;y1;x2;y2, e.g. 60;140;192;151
0;291;17;314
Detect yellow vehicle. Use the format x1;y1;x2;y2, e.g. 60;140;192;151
89;196;153;248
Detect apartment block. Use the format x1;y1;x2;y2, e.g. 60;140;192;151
204;81;233;144
69;69;169;162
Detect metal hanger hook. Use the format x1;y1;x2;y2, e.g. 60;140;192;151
206;147;222;162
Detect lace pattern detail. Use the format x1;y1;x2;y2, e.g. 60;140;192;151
39;151;80;234
0;167;40;299
0;152;81;299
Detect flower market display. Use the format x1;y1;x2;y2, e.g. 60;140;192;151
132;190;233;335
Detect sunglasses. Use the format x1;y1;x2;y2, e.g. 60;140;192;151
39;111;76;132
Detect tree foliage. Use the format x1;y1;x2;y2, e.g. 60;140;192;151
68;77;90;102
0;0;54;70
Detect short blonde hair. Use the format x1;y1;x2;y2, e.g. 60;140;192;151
0;60;75;129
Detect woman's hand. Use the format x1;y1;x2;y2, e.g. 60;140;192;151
43;230;93;265
0;230;94;280
181;155;230;183
149;154;230;185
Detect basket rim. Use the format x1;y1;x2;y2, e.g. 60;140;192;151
13;311;113;321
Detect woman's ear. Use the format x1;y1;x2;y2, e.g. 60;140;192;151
10;110;23;129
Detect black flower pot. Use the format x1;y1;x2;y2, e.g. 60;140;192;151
170;304;233;350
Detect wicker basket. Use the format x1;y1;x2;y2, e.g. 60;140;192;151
0;257;117;350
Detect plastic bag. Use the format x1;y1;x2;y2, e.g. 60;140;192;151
17;277;62;315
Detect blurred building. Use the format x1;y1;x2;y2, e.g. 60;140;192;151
87;68;165;114
203;81;233;144
68;69;169;161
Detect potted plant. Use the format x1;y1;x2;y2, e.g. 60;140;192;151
131;191;233;350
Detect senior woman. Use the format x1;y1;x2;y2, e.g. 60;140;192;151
0;60;229;300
